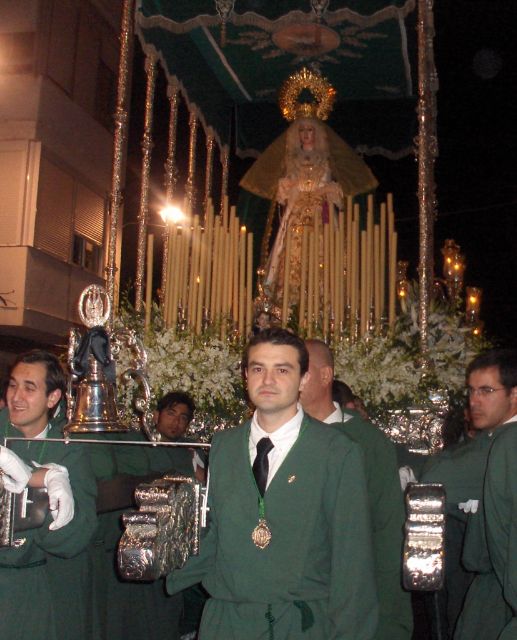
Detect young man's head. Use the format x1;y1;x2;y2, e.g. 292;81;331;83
243;328;309;432
6;350;66;437
332;379;355;409
155;391;195;441
299;339;335;420
466;348;517;431
254;311;272;331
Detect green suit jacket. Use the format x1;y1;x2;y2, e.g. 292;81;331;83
0;408;97;640
482;423;517;640
167;413;378;639
422;427;513;640
331;409;413;640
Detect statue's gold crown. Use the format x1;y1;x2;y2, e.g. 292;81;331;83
278;67;336;122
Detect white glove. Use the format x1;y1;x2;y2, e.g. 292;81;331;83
399;465;417;491
0;445;32;493
458;499;479;514
38;463;75;530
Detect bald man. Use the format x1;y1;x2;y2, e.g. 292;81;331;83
300;339;413;640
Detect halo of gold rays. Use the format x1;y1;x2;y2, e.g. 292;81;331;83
278;67;337;121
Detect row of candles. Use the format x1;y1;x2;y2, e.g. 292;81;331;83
396;238;483;335
159;198;254;337
281;194;399;338
441;239;483;334
148;194;402;339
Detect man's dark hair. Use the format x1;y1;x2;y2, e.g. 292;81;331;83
243;328;309;376
332;379;355;406
11;350;66;397
466;348;517;390
157;391;196;420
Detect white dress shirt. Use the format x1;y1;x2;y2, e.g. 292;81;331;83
34;425;49;439
323;401;353;424
249;404;304;489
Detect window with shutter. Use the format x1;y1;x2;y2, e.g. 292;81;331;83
34;157;74;261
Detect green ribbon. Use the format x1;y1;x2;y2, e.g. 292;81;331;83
248;415;309;522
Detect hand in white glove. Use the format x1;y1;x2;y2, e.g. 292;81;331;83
38;463;75;530
399;465;417;491
0;445;32;493
458;499;479;514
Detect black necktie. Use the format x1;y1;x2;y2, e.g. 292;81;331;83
252;437;274;497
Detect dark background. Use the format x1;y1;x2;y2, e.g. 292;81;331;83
121;0;517;347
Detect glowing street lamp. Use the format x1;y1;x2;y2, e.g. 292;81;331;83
159;205;186;225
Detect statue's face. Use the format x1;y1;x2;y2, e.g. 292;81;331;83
298;122;316;150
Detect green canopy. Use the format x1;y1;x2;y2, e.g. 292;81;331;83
136;0;417;157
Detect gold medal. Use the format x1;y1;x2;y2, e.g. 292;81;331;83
251;518;272;549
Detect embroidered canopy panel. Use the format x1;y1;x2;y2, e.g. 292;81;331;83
136;0;418;157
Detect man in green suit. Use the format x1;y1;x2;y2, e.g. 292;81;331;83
453;349;517;640
152;391;206;481
108;391;204;640
300;339;413;640
167;328;378;639
484;401;517;640
0;350;97;640
422;349;517;639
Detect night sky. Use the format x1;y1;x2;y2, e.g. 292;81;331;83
434;0;517;347
122;0;517;347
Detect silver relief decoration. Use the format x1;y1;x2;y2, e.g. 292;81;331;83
0;477;13;547
110;327;157;441
0;482;48;548
78;285;111;328
403;483;446;591
67;285;158;440
118;476;201;580
376;390;449;455
310;0;330;22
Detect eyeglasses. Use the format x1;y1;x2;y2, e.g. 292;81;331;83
467;386;506;398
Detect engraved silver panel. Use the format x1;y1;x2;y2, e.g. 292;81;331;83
118;476;201;581
403;482;446;591
0;476;13;547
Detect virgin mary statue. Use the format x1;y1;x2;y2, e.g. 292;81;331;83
239;68;378;307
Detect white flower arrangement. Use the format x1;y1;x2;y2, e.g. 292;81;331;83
334;337;419;406
114;289;486;436
335;291;485;412
115;328;243;418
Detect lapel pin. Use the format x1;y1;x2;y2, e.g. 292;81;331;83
288;475;296;484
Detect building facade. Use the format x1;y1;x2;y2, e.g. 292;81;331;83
0;0;122;373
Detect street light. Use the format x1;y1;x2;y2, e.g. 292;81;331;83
159;205;186;225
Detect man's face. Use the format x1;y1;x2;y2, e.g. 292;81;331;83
246;343;308;426
468;366;517;430
7;362;61;437
299;344;331;410
155;402;192;440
